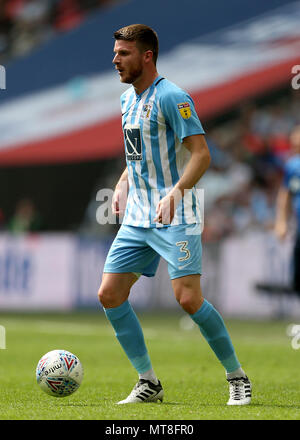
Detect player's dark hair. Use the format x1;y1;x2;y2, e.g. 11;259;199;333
114;24;159;65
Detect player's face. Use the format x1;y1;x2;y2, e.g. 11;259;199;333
113;40;144;84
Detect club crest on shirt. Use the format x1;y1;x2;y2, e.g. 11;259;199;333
141;103;153;119
177;102;191;119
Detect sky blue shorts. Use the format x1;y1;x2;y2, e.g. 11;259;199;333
103;223;202;280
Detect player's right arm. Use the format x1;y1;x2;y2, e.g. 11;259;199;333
274;186;291;240
112;167;129;215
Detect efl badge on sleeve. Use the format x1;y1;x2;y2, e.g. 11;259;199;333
177;102;191;119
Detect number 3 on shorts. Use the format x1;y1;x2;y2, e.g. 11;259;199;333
176;241;191;262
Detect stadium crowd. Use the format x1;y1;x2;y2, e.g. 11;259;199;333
0;0;120;62
199;88;300;243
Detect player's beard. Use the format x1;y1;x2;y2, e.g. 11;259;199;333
120;61;143;85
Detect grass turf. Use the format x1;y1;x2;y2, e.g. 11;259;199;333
0;311;299;420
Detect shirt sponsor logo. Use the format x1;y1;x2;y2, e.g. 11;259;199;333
124;124;142;161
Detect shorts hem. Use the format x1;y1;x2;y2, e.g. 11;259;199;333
103;268;155;278
169;270;202;280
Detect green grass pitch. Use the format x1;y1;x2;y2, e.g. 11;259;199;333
0;311;299;420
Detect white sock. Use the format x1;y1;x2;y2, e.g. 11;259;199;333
139;368;159;384
226;367;247;380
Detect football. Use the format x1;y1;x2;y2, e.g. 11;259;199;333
36;349;84;397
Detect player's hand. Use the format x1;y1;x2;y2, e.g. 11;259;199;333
112;182;128;215
154;190;182;224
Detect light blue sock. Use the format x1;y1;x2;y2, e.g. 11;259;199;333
190;299;241;373
104;300;152;374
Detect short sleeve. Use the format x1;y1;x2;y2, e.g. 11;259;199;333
159;91;205;142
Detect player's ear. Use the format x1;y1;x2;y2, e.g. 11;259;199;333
144;50;153;64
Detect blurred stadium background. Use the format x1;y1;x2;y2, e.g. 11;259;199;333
0;0;300;319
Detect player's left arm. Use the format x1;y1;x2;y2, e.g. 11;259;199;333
175;134;211;194
155;90;210;224
154;134;210;224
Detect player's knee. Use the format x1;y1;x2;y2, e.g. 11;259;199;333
174;285;203;315
177;293;196;314
98;283;129;308
98;284;116;308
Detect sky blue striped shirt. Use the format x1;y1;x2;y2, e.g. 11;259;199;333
121;75;205;228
